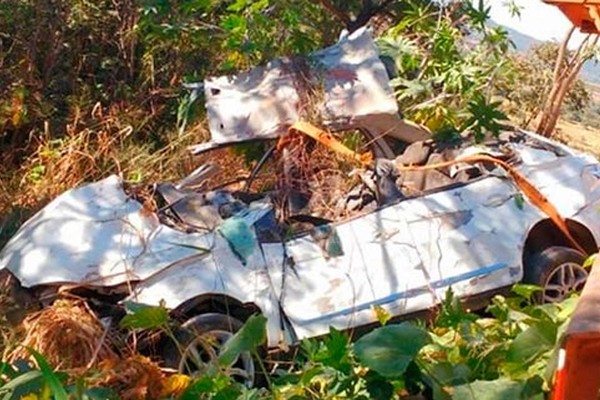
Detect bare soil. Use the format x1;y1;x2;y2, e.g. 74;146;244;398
555;119;600;157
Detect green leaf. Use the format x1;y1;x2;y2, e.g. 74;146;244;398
506;319;557;365
28;348;68;400
514;192;525;210
119;301;169;330
450;378;525;400
511;284;542;301
372;305;392;326
365;376;394;400
226;0;247;12
0;362;17;380
68;386;119;400
436;287;477;328
313;327;351;373
180;375;215;399
0;370;43;399
218;314;266;367
354;323;431;378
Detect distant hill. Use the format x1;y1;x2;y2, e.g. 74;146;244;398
494;22;600;84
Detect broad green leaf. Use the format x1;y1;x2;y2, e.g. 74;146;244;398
218;314;266;367
511;284;542;301
28;348;68;400
557;296;579;321
119;302;169;330
450;378;525;400
354;323;431;378
428;361;471;387
507;319;557;365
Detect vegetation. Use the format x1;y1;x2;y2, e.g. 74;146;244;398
535;26;599;137
377;0;512;140
497;42;590;129
0;0;598;398
0;286;576;399
0;0;596;238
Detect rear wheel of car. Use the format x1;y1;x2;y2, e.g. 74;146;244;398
524;246;588;303
162;313;255;387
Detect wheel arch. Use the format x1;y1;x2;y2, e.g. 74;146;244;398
522;218;597;270
170;293;264;324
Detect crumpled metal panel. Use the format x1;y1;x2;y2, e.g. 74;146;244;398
0;176;266;288
3;131;600;348
0;176;152;287
202;27;401;146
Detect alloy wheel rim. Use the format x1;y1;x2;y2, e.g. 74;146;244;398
542;261;588;303
178;329;255;387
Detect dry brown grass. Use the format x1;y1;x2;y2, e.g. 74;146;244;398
8;103;206;212
94;355;165;400
7;299;117;370
0;102;210;249
555;119;600;157
2;297;179;399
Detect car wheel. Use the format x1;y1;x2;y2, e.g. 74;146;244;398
162;313;255;387
524;246;588;303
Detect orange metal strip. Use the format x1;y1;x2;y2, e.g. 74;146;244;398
289;121;373;166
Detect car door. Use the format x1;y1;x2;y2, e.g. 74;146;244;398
278;202;434;340
403;174;537;301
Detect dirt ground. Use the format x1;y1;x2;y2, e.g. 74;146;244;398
555;119;600;157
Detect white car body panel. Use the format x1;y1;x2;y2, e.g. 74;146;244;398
1;134;600;348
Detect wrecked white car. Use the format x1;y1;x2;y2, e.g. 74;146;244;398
1;29;600;383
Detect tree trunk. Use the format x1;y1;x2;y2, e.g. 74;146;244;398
536;31;599;137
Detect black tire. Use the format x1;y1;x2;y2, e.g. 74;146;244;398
162;313;256;387
523;246;588;303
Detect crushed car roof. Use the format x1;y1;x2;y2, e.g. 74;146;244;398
189;27;430;155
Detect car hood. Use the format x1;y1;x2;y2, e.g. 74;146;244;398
0;176;272;288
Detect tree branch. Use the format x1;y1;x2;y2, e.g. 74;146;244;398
315;0;351;27
553;25;576;83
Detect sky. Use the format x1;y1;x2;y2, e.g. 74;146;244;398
485;0;585;44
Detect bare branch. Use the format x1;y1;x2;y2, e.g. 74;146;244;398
553;25;576;83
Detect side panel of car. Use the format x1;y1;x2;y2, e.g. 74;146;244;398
275;222;385;340
131;232;285;347
270;204;437;340
268;150;600;342
402;176;540;301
